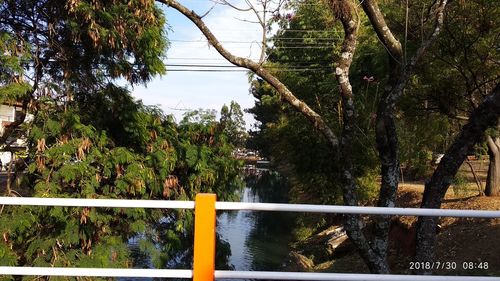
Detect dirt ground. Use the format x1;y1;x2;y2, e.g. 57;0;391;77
320;183;500;276
394;183;500;276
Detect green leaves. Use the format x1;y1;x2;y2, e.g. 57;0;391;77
0;244;17;267
2;83;243;271
110;147;136;165
0;32;32;102
185;144;199;168
68;0;167;84
220;101;248;147
0;83;31;103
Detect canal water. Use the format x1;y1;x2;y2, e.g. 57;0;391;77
217;185;294;276
121;173;294;280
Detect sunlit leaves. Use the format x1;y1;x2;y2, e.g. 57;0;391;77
2;86;243;271
67;0;168;83
0;32;32;102
0;244;17;267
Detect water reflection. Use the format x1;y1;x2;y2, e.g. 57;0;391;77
217;172;295;280
217;188;258;271
122;172;293;281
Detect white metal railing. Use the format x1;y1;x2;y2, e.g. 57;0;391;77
0;196;195;209
0;267;193;278
2;196;500;217
216;201;500;217
0;196;499;281
1;267;500;280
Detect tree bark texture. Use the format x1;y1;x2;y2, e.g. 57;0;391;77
329;0;390;273
361;0;404;262
361;0;448;262
486;127;500;196
416;84;500;274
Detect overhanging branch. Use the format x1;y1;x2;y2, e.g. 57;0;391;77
157;0;339;148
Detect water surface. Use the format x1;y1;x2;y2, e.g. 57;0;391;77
122;173;294;280
216;183;295;280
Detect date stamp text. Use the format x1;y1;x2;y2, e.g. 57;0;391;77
409;261;489;271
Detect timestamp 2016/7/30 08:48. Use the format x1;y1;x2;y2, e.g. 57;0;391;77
409;261;489;271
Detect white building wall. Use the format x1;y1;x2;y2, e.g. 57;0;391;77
1;104;16;137
0;151;12;169
0;105;15;122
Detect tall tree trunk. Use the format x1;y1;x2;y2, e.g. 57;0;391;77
361;0;405;262
416;84;500;274
330;0;390;273
486;125;500;196
360;0;447;263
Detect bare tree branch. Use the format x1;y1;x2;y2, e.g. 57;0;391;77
157;0;340;148
213;0;274;63
232;17;260;24
407;0;448;73
212;0;252;12
360;0;403;64
200;2;219;19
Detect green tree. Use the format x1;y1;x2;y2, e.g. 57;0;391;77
220;101;247;148
407;0;499;195
0;0;245;274
0;0;167;144
0;86;242;275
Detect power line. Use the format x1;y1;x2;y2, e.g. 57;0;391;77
170;37;340;43
165;57;334;63
167;69;246;72
166;64;332;69
168;28;343;33
166;68;333;72
168;44;335;49
170;41;336;47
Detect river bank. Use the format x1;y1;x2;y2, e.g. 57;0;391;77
283;184;500;276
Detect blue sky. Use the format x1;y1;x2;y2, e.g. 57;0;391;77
130;1;265;129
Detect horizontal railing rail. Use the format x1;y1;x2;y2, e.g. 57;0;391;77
0;267;193;278
216;201;500;217
1;267;500;280
0;196;195;209
1;196;500;217
1;194;499;281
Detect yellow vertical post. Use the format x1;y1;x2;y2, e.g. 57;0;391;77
193;193;216;281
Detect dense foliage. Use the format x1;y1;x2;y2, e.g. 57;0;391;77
0;87;243;277
0;32;31;102
0;0;167;88
0;0;244;277
248;0;380;206
383;0;499;179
